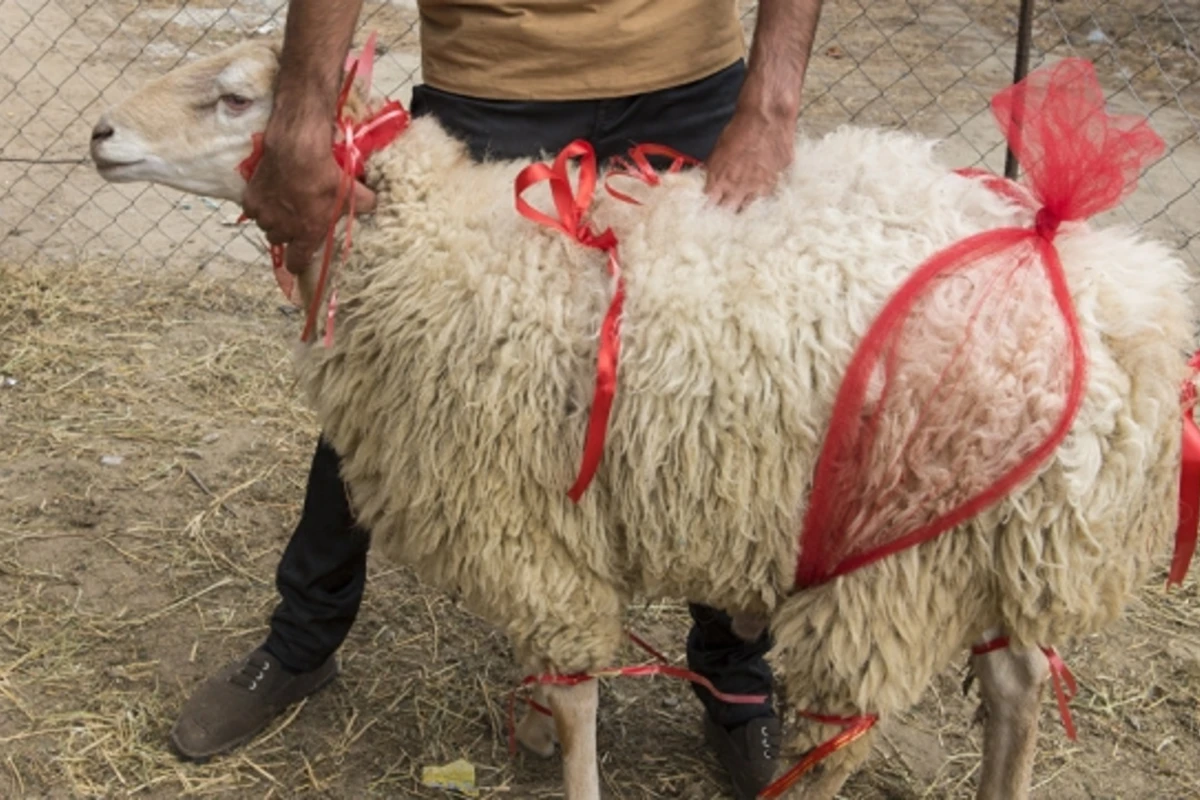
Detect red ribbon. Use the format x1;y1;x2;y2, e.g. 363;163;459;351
957;161;1200;588
1041;645;1078;740
604;143;700;205
515;140;622;502
512;141;703;500
953;166;1036;209
1170;350;1200;586
970;635;1078;740
954;173;1200;589
236;134;298;305
236;32;410;345
756;712;877;799
505;630;767;756
792;164;1089;587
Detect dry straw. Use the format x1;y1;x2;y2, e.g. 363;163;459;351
1;259;1198;797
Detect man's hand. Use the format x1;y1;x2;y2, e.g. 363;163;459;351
705;0;823;211
704;108;794;211
242;122;376;272
240;0;370;272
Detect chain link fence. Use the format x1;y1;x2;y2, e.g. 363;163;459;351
1;0;1196;281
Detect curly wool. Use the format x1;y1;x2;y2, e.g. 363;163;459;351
295;115;1195;749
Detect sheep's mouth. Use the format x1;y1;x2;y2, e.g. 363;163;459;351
92;157;148;183
92;156;145;172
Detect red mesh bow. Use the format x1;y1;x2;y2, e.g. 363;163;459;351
793;57;1165;589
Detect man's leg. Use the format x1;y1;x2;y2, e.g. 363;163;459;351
170;435;364;760
593;59;782;798
263;435;371;672
686;604;777;796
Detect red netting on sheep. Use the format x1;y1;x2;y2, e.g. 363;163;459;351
793;57;1165;589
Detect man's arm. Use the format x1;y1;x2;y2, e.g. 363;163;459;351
704;0;823;211
269;0;364;145
243;0;376;269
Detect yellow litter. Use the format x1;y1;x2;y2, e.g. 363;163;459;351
420;758;479;797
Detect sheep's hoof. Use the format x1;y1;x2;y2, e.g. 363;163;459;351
515;713;557;758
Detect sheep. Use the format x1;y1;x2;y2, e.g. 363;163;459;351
91;36;1199;800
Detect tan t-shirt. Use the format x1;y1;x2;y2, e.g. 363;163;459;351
417;1;746;100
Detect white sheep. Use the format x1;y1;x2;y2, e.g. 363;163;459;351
91;37;1198;800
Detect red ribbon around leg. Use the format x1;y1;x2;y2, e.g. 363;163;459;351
971;636;1078;740
1040;645;1079;741
756;712;878;799
505;630;768;757
515;140;623;502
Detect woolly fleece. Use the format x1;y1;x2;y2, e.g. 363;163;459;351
294;115;1196;777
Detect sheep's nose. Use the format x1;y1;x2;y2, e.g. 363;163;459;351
91;120;114;142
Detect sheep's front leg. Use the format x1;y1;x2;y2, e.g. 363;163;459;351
971;631;1050;800
515;683;558;757
546;679;600;800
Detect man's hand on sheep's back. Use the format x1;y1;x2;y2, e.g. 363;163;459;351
242;123;377;273
704;0;822;211
703;109;794;212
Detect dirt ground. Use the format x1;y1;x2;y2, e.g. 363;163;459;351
2;0;1199;798
3;261;1200;800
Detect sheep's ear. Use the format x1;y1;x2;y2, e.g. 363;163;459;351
247;30;284;56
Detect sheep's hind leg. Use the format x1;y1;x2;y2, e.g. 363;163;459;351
971;630;1050;800
545;679;600;800
515;683;558;757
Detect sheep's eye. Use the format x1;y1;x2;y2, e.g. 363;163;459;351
220;93;253;113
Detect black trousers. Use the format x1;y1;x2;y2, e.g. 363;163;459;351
263;59;775;728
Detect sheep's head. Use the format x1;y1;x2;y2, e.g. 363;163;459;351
91;39;283;202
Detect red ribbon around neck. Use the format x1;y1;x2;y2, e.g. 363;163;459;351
237;31;409;346
236;133;297;305
514;140;623;502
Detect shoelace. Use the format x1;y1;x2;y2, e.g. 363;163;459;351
759;721;777;761
229;655;271;691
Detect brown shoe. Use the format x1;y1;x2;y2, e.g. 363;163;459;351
169;646;338;761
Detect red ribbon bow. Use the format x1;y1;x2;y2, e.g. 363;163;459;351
515;140;623;502
237;31;410;346
513;141;703;500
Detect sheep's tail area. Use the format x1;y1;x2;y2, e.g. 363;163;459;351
791;57;1165;591
759;58;1166;799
